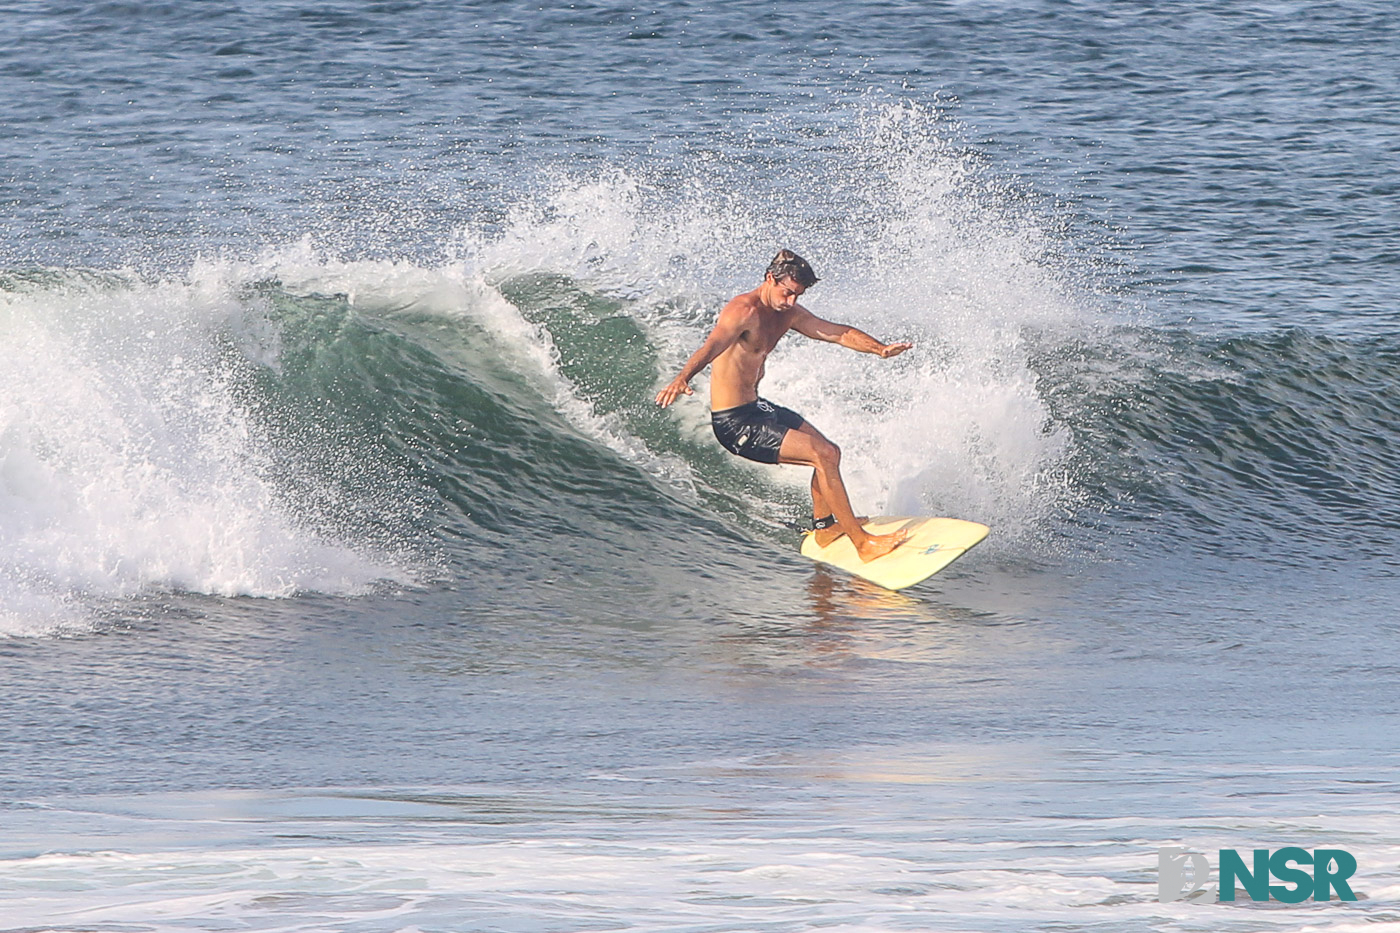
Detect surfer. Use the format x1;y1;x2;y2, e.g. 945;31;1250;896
655;249;913;562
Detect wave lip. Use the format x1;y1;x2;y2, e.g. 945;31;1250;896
0;266;402;636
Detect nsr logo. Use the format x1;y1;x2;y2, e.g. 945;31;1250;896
1158;847;1358;903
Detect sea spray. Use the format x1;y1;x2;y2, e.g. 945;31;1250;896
453;102;1094;541
0;267;403;634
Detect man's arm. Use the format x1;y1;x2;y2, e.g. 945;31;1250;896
655;303;750;407
790;306;913;358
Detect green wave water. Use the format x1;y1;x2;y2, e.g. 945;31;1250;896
7;250;1400;637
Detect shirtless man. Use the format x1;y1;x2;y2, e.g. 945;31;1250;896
655;249;912;562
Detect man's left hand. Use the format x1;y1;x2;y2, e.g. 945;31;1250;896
878;342;913;358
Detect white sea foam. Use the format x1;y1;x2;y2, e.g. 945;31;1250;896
2;810;1395;933
0;266;398;636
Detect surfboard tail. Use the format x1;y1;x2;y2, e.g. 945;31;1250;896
799;516;989;590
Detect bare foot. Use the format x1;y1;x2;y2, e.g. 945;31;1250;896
854;529;910;562
813;515;869;549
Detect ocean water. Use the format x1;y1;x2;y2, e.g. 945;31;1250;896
3;1;1399;930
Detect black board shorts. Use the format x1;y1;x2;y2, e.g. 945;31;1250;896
711;398;805;464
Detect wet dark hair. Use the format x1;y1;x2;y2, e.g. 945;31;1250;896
766;249;819;288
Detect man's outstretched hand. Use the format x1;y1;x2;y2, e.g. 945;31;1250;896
655;377;694;408
879;342;914;359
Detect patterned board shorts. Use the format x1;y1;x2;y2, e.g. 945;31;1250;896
710;398;805;464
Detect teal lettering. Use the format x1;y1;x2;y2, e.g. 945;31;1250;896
1269;847;1314;903
1313;849;1358;901
1220;849;1270;901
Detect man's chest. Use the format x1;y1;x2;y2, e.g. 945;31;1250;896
740;312;794;355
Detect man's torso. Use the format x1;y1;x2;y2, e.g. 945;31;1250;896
709;291;794;410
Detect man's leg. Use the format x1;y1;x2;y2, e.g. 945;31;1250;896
809;469;868;549
779;423;906;562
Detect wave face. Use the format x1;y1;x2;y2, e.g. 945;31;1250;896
1043;327;1400;565
6;103;1399;635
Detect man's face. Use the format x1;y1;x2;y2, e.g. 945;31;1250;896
769;276;806;310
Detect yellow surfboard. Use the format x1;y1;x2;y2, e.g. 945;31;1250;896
799;516;989;591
